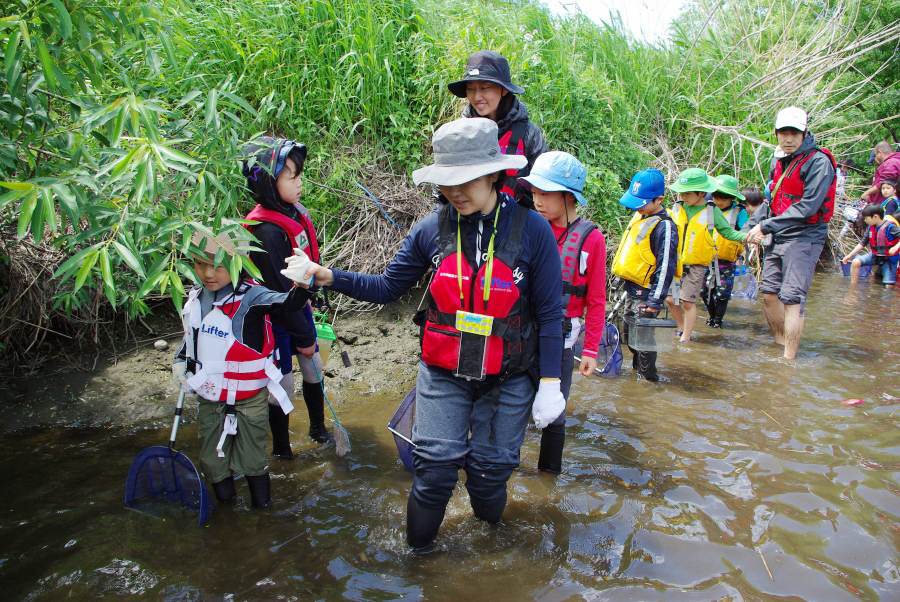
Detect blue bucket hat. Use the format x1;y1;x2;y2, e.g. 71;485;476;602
620;169;665;209
519;151;587;205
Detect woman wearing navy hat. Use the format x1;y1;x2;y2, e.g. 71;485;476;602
447;50;548;204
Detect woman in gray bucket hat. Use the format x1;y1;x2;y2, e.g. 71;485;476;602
298;118;566;551
447;50;547;204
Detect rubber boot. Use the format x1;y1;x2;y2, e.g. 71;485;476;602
211;477;236;504
247;473;271;508
635;351;659;382
302;381;334;443
406;492;446;551
268;404;293;460
705;293;718;326
537;423;566;474
712;298;729;328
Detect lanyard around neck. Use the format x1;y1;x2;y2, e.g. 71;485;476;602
457;204;502;307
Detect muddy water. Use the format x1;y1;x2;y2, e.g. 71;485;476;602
2;272;900;601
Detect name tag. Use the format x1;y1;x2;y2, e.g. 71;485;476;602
455;311;493;337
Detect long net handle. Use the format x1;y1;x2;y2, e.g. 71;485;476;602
169;390;186;450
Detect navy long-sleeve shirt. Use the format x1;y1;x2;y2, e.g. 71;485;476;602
328;195;564;378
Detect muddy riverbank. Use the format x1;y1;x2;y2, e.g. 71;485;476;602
0;299;421;433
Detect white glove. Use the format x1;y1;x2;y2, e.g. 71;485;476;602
280;249;313;285
216;413;238;458
172;361;189;390
532;379;565;429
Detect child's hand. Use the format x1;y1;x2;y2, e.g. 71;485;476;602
891;244;900;255
578;355;598;377
296;343;316;360
841;255;853;264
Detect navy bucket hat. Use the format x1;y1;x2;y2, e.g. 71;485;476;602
447;50;525;98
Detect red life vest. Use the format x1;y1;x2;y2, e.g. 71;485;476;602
182;282;292;412
871;220;900;257
245;203;320;263
497;121;527;197
771;148;837;224
420;203;536;377
559;219;597;318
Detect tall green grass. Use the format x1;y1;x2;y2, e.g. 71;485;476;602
0;0;893;357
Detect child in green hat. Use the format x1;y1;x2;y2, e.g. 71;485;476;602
665;168;747;342
701;175;749;328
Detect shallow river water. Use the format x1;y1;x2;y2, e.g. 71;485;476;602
2;272;900;601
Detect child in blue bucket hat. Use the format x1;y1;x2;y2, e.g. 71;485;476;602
610;169;681;381
521;151;607;474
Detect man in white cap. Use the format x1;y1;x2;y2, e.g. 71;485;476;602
744;106;837;359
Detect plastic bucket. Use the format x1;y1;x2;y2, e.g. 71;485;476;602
313;313;336;366
840;262;872;279
624;315;677;352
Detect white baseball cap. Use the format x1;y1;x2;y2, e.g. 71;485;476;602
775;106;808;132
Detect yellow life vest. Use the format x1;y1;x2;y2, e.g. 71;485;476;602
612;213;682;288
887;214;900;228
671;202;717;266
714;204;746;262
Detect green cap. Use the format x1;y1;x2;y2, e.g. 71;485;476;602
669;168;718;193
713;175;746;201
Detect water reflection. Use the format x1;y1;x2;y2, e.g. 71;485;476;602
1;273;899;600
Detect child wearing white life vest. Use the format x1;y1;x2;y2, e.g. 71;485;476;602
521;151;607;474
701;175;749;328
842;203;900;285
241;138;331;459
172;225;316;508
665;168;747;342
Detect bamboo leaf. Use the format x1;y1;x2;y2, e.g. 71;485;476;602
133;157;149;204
220;90;258;117
98;246;114;291
30;190;46;241
159;30;178;70
112;106;127;147
0;189;27;210
18;20;29;50
4;30;21;84
205;88;219;128
229;253;240;287
113;240;146;277
51;0;73;41
50;183;78;223
170;274;183;314
73;250;99;292
17;190;37;240
0;181;35;191
36;39;56;92
41;187;57;235
242;256;262;281
136;270;166;298
176;90;203;107
52;244;100;280
213;246;225;269
170;270;185;300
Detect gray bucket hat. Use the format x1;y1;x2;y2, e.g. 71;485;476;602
412;118;527;187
